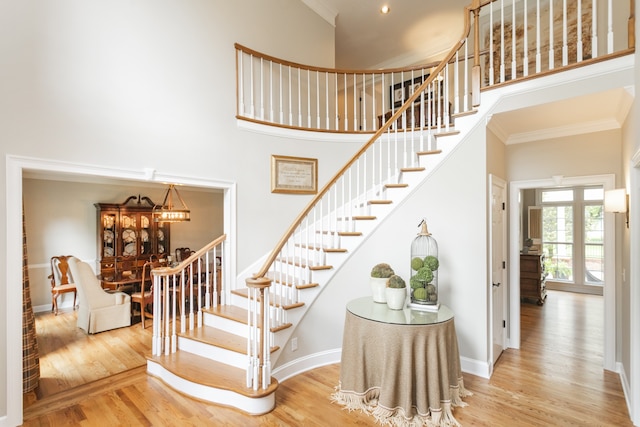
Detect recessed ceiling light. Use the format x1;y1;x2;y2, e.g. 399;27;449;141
380;5;390;14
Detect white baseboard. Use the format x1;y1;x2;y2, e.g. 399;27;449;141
617;362;633;422
272;349;489;384
460;356;491;379
33;301;75;314
272;348;342;383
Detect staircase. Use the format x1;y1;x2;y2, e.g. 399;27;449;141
145;0;635;416
145;107;480;414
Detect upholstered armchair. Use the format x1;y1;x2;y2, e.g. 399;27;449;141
68;258;131;334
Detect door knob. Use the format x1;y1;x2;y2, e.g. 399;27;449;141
492;282;501;287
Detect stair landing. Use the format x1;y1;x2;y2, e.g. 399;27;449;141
147;351;278;415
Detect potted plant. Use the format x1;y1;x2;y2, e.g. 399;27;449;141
385;274;407;310
370;263;394;303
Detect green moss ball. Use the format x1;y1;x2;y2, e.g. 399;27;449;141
410;276;425;289
423;255;439;271
413;287;428;300
415;267;434;283
411;257;424;271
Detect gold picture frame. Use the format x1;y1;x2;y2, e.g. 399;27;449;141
271;155;318;194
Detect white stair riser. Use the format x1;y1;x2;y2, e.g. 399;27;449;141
177;335;248;369
203;311;248;337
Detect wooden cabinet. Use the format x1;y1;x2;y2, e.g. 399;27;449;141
520;253;547;305
96;195;170;279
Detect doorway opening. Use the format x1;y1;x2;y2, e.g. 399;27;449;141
508;174;615;372
6;155;236;424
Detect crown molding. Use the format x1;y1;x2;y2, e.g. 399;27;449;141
301;0;337;27
504;117;622;145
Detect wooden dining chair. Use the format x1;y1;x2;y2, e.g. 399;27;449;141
175;247;193;263
49;255;78;315
130;261;161;328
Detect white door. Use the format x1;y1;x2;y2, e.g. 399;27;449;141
490;176;507;365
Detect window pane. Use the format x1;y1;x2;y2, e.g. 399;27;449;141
543;206;573;243
585;244;604;283
584;188;604;201
543;204;574;282
585;205;604;283
584;205;603;244
542;190;574;203
544;243;573;281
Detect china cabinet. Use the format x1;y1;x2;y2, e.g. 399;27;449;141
96;195;170;279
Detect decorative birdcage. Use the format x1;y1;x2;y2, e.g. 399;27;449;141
410;219;439;309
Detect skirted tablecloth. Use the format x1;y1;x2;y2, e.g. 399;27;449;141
332;299;471;426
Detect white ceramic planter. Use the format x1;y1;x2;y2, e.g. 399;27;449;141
370;277;388;303
385;287;407;310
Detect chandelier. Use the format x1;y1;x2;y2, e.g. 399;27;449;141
153;184;191;222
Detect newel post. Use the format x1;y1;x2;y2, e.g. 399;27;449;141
245;276;272;390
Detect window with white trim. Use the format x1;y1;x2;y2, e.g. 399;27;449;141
539;187;603;286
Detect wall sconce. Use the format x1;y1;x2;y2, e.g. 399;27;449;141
604;188;628;228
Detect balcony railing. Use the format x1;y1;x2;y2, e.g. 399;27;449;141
236;0;634;134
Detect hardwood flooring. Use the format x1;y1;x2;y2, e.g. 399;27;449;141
22;290;633;426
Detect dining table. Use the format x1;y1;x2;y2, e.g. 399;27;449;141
99;273;143;293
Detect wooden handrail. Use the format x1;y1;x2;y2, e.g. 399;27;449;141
153;234;226;276
250;1;492;280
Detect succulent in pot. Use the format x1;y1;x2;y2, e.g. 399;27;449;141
370;263;394;303
386;274;406;288
371;263;394;278
385;274;407;310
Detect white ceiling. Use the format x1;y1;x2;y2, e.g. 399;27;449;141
487;87;634;144
304;0;469;69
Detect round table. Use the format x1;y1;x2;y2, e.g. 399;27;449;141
333;296;470;426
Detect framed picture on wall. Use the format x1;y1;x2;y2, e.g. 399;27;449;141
405;74;436;102
271;155;318;194
389;74;432;109
390;82;405;109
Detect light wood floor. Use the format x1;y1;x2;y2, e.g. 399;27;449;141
23;290;633;426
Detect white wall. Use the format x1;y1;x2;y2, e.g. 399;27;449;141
276;125;491;373
0;0;343;423
506;130;623;182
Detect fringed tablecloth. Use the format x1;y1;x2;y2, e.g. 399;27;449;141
332;300;471;426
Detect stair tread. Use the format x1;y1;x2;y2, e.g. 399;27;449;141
232;288;305;310
338;231;362;236
208;304;249;324
276;256;333;270
385;183;409;188
294;242;347;252
147;352;278;398
204;305;293;332
434;130;460;137
417;149;442;156
264;271;320;289
179;324;280;354
368;199;393;205
179;324;246;354
401;167;426;172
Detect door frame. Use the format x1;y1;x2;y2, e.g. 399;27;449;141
489;174;507;374
5;155;237;426
507;174;615;372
